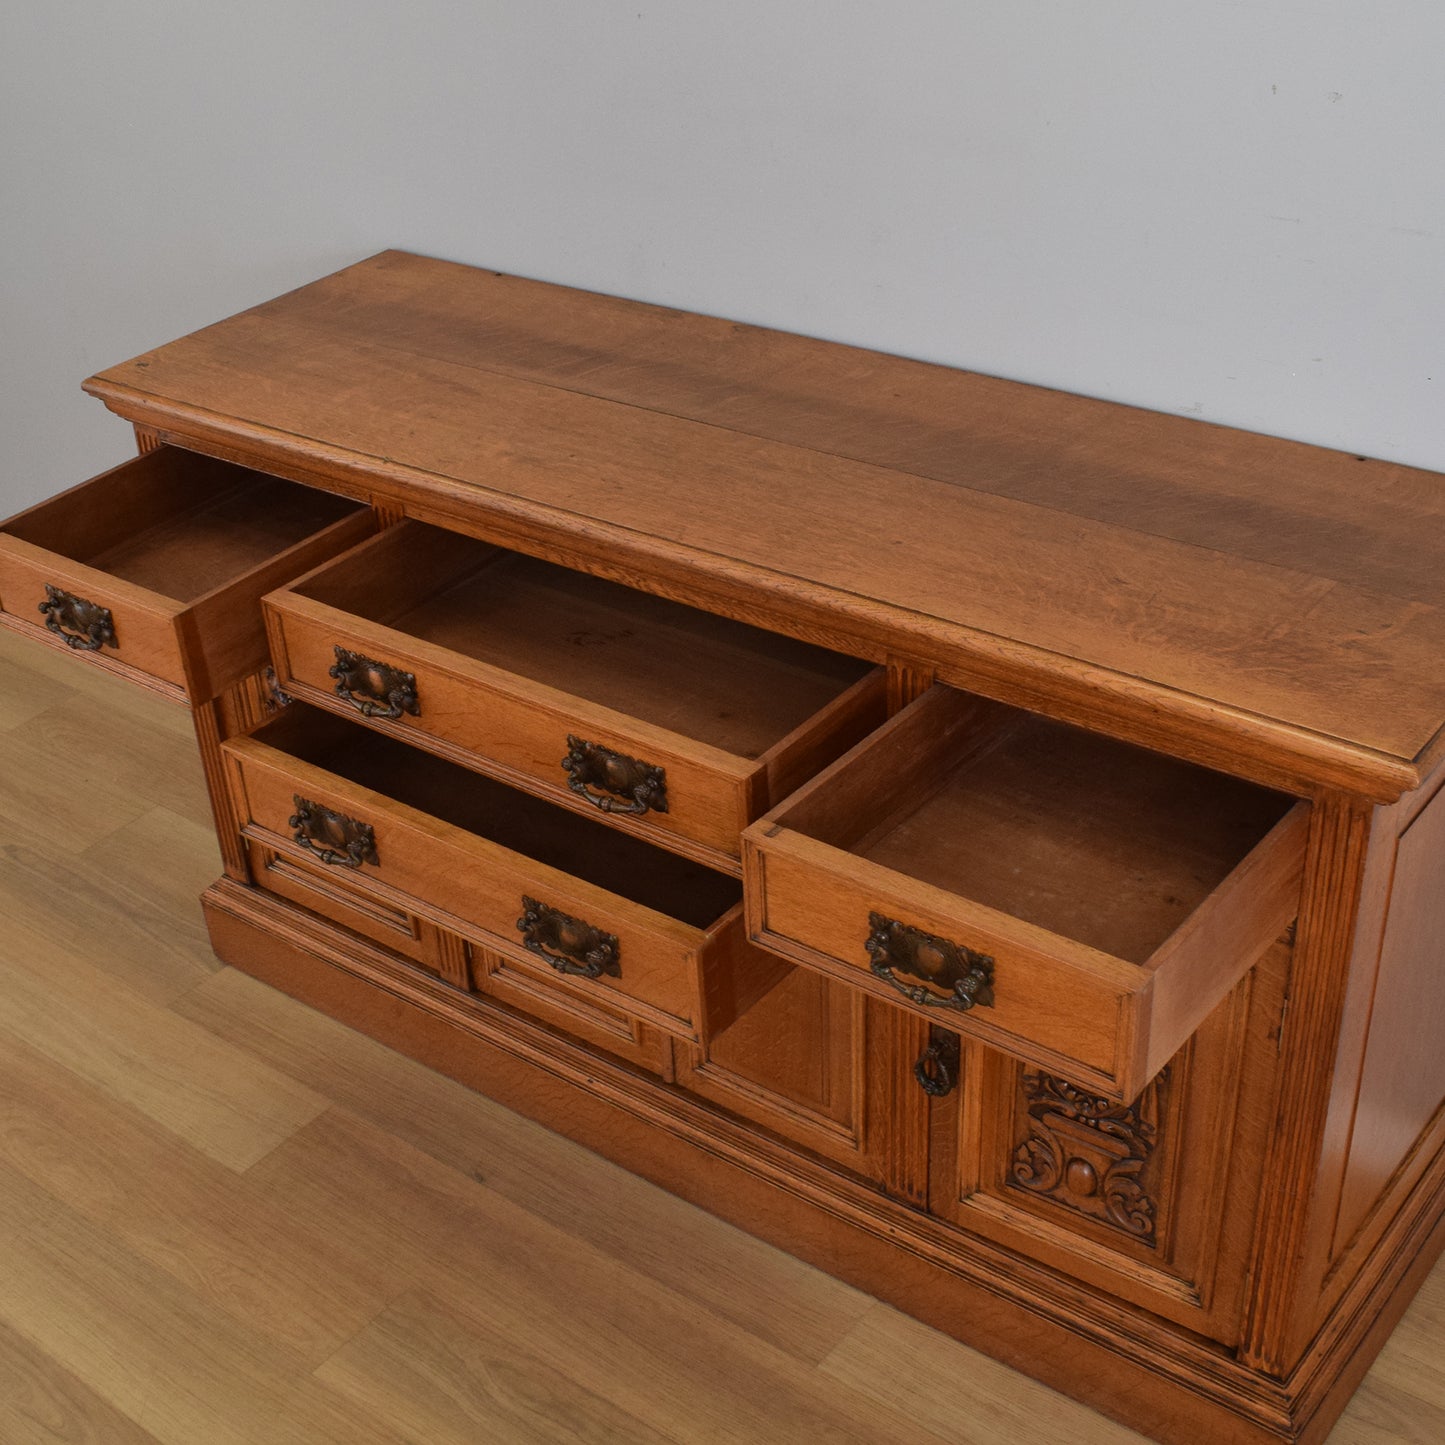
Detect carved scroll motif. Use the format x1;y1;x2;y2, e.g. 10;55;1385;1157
1010;1071;1165;1243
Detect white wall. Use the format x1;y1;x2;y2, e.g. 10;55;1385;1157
3;2;1442;514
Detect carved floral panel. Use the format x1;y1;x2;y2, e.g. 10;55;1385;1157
1009;1069;1169;1244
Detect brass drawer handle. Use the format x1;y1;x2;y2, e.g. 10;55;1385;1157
865;912;995;1012
330;647;420;720
517;895;621;979
289;795;379;869
562;735;668;817
914;1026;961;1097
39;585;116;651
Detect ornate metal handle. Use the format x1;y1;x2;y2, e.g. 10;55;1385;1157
562;735;667;816
330;647;419;720
865;912;995;1012
39;585;116;651
516;895;620;979
290;795;379;869
914;1026;961;1097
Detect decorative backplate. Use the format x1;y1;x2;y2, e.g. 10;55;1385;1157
865;913;995;1012
39;585;116;651
1010;1071;1163;1242
562;735;668;816
516;895;621;979
289;795;379;869
330;647;420;720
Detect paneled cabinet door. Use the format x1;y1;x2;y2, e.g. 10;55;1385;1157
927;937;1293;1343
674;963;931;1198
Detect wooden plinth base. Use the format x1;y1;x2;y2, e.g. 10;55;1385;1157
202;878;1445;1445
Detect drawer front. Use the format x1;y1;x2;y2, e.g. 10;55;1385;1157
742;686;1310;1101
0;536;189;692
748;834;1135;1087
745;821;1306;1101
0;449;373;702
266;596;764;862
468;937;674;1074
245;840;670;1072
247;839;432;965
224;732;717;1039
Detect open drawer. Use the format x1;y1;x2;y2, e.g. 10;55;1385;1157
263;520;886;870
0;447;373;702
221;703;778;1042
742;687;1309;1101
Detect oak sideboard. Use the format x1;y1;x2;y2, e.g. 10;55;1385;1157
4;250;1443;1444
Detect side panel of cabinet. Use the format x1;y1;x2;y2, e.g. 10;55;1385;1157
928;937;1292;1343
1328;774;1445;1264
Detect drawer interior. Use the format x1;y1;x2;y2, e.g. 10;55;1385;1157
290;521;873;757
6;448;362;603
254;705;743;928
789;694;1297;964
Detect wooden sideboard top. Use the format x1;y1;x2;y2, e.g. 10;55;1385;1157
83;249;1445;801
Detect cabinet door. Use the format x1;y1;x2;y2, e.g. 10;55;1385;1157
675;962;930;1196
928;937;1292;1343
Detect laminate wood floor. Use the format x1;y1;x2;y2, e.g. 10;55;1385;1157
0;624;1439;1445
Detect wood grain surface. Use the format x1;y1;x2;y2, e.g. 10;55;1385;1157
0;592;1439;1443
82;251;1445;796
